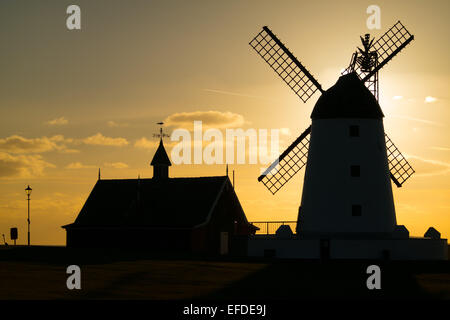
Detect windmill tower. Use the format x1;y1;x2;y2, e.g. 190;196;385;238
250;21;416;237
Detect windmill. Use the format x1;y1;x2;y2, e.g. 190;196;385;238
250;21;416;235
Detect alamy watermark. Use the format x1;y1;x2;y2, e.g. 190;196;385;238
66;265;81;290
66;5;81;30
170;121;280;171
366;5;381;30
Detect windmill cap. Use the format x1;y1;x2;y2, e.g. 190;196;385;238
311;72;384;119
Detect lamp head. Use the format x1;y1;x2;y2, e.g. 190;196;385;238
25;185;32;196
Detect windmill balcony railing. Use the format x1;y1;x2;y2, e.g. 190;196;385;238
249;221;297;235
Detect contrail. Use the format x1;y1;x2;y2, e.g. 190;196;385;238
203;89;265;100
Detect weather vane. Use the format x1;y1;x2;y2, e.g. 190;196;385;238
153;122;170;140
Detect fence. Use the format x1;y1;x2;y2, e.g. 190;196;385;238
249;221;297;235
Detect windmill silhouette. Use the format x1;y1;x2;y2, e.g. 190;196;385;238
250;21;416;235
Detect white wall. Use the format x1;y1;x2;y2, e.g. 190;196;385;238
247;237;320;259
330;239;448;260
247;237;448;260
299;118;396;234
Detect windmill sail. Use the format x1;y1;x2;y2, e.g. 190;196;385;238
385;134;415;187
249;26;323;103
344;21;414;98
253;23;416;194
356;21;414;83
258;126;311;194
363;21;414;80
344;34;380;100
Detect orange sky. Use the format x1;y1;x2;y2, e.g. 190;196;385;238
0;0;449;245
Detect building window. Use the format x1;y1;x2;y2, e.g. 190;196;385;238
349;125;359;137
352;205;362;216
351;165;360;177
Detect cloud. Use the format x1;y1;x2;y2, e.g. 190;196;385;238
65;162;95;169
391;115;442;126
0;135;77;154
280;128;291;136
135;137;157;149
424;96;438;103
407;155;450;176
0;133;129;153
395;203;422;214
431;146;450;151
0;152;55;177
164;111;246;129
104;162;128;169
107;121;129;128
392;96;403;100
0;192;83;214
204;89;264;100
134;137;175;150
66;161;128;169
83;133;129;147
46;117;68;126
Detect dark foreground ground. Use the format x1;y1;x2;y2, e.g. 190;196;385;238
0;246;449;300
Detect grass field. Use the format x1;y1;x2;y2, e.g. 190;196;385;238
0;246;449;300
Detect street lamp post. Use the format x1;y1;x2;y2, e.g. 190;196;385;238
25;185;32;246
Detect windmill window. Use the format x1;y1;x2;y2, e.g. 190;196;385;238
351;165;360;177
349;125;359;137
352;205;362;216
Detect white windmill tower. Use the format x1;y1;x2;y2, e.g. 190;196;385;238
247;22;446;260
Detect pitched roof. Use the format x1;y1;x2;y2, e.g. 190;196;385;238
63;176;231;229
311;72;384;119
150;139;171;166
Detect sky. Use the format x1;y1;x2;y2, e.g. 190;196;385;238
0;0;448;245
